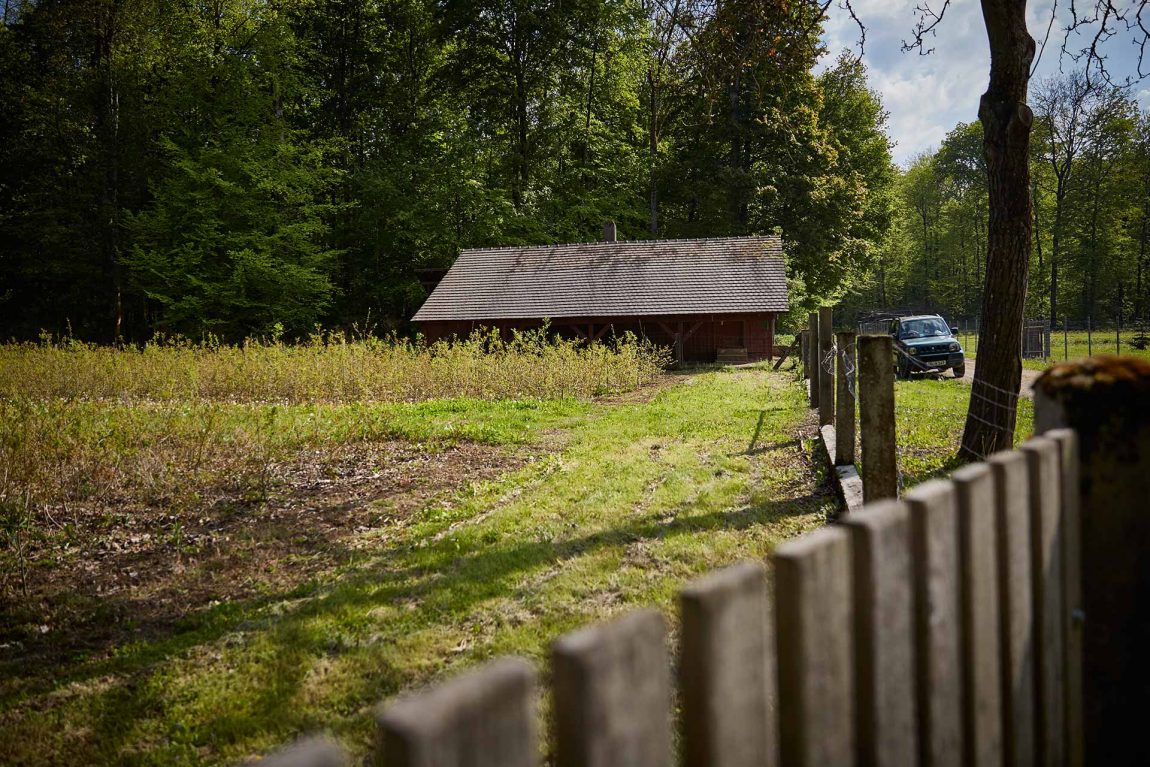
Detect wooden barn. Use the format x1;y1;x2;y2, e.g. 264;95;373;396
413;229;789;363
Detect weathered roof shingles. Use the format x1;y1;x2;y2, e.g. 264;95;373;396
413;235;788;322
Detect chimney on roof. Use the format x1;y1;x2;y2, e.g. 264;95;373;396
603;221;617;243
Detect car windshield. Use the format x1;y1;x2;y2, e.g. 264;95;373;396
899;318;949;339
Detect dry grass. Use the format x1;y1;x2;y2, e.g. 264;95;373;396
0;328;669;403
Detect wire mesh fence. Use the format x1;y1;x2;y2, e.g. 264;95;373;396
862;314;1150;365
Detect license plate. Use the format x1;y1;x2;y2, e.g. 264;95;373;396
927;360;947;368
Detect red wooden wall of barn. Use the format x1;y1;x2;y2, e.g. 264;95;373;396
417;313;779;362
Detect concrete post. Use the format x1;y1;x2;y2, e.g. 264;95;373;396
808;312;819;410
835;332;856;465
1033;357;1150;766
818;307;834;427
858;335;897;502
800;330;810;381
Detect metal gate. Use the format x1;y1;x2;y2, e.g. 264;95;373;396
1022;319;1051;359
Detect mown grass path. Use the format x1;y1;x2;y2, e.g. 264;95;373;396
0;365;831;766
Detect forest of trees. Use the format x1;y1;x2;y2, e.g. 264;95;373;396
0;0;895;342
849;73;1150;329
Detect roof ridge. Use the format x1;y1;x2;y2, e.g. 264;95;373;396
458;234;780;255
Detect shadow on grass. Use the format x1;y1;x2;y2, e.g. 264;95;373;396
4;478;824;761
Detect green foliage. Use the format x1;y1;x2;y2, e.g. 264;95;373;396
126;136;341;338
858;74;1150;327
0;0;896;339
0;330;670;402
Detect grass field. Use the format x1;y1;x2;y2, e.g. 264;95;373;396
954;328;1150;371
0;354;834;766
894;375;1034;486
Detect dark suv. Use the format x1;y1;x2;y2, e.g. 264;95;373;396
889;314;966;379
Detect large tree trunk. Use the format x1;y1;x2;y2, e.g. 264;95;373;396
960;0;1035;459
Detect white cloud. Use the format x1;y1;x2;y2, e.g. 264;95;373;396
821;0;990;165
820;0;1149;166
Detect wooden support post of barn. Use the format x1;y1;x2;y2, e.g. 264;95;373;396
835;332;857;465
858;335;897;503
1033;357;1150;767
818;307;834;427
808;312;819;410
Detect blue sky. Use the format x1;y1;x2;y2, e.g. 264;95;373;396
819;0;1150;166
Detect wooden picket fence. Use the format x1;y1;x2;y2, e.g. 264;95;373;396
262;428;1083;767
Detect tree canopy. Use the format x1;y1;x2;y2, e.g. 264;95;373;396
0;0;895;341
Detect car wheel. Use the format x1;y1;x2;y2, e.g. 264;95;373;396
953;363;966;378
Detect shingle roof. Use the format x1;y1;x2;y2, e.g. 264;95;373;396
412;235;789;322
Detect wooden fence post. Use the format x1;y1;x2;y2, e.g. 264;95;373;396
836;331;857;465
552;610;672;767
800;330;810;381
987;450;1035;767
1033;358;1150;765
1020;437;1065;767
858;335;897;502
680;562;777;767
818;307;834;427
773;527;855;767
841;500;917;767
808;312;820;409
376;657;537;767
903;480;963;767
950;463;1003;767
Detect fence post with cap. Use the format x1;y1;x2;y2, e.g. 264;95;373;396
818;307;834;427
808;312;819;410
835;331;856;465
1033;357;1150;765
858;334;897;502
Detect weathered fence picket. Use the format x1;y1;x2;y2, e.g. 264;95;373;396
376;657;537;767
903;481;963;767
1047;429;1083;767
841;500;917;767
679;562;777;767
774;526;855;767
988;449;1036;767
951;462;1003;767
1021;438;1065;767
551;610;672;767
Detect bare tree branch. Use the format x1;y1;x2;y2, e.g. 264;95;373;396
1032;0;1061;76
901;0;953;56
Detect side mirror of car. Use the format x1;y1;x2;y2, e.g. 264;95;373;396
950;326;958;334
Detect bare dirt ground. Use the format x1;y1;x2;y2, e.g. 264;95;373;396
958;359;1042;398
0;441;533;683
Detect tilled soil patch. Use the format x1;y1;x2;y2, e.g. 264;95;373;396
0;440;530;687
